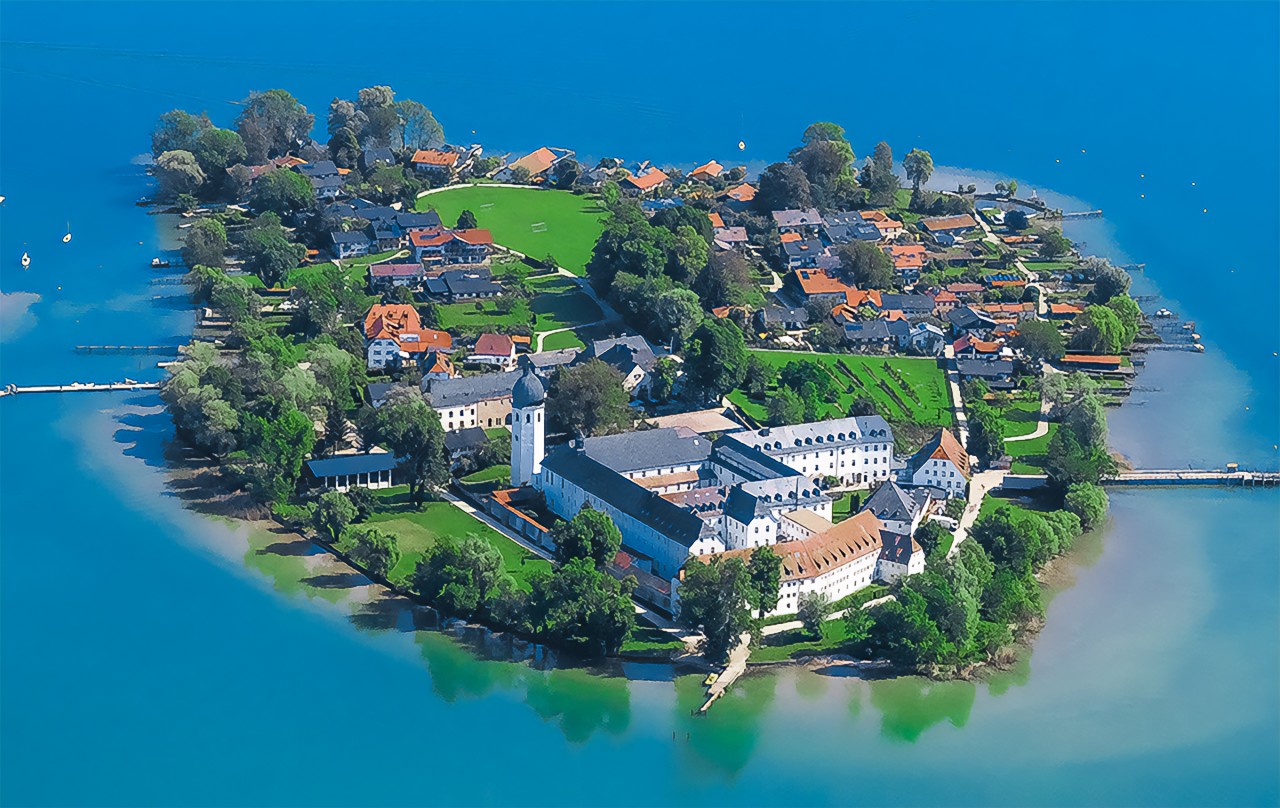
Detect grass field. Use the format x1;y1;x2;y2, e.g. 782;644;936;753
1006;423;1058;474
415;186;608;275
540;329;587;351
528;274;602;332
727;351;952;428
436;299;528;330
620;627;686;656
996;398;1044;438
286;248;405;288
366;488;551;587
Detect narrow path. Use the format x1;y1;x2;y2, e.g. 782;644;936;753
942;343;969;446
973;212;1047;316
758;595;896;637
1004;402;1050;443
533;320;601;352
439;489;554;561
700;632;753;713
947;469;1007;558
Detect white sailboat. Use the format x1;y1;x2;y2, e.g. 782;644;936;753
20;251;30;268
62;222;72;243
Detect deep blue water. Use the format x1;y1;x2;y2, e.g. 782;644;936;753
2;3;1278;806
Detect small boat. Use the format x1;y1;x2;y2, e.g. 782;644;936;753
1154;308;1173;318
151;257;171;268
0;195;6;205
704;673;719;686
20;251;30;268
737;140;745;151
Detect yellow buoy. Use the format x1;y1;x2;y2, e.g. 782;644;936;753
738;140;746;151
1203;208;1208;213
1140;173;1145;178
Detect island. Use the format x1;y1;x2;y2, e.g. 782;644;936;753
147;84;1230;695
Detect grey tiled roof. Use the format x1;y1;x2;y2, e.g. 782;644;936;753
860;481;923;525
732;416;893;455
582;428;712;474
710;435;802;482
956;358;1014;377
422;370;522;407
539;446;711;547
723;475;827;523
772;209;824;228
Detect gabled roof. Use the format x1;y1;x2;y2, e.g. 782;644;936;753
510;147;559;176
411;149;460;167
922;213;979;232
1059;354;1123;368
886;244;927;270
880;531;923;566
772;209;824;228
690;159;724;179
909;429;970;478
953;334;1002;354
583;428;712;474
369;263;425;279
861;481;926;525
423;369;523;407
793;269;855;297
722;182;756;203
707;212;725;229
307;451;399;478
455;228;493;246
625;168;670;191
364;304;421;340
444;426;488;453
711;510;884;583
473;333;514;357
956;358;1014;378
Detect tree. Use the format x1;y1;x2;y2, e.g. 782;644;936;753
1044;427;1117;488
1004;210;1030;231
683;319;748;401
152;109;211;156
395;99;445;150
346;525;400;580
242;214;305;287
251;168;314;216
456;209;478;229
1038;371;1098;418
1011;319;1065;362
327;126;360;170
357;85;398;146
833;241;894;289
695;251;757;308
1039;229;1072;258
235;405;315;505
525;558;635;657
983;569;1042;625
1064;394;1108;448
182;218;227;269
1106;294;1141;346
967;405;1005;465
552;506;622;569
754;162;813;212
154;150;205;198
551;158;581;189
546;360;632;437
651;206;715;244
915;520;952;559
327;98;365;139
1062;482;1107;530
413;536;508;618
866;587;947;668
311;491;356;543
743;355;778;399
192;127;247;178
1092;263;1132;304
791;140;854;208
666;225;710;284
1070;306;1125;354
902;148;934;191
236;89;314;163
677;556;754;664
844;605;874;647
366;386;449;503
797;591;834;638
862;141;901;207
649;357;680;403
653;288;704;348
746;546;782;618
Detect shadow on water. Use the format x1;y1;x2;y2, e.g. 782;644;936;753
868;677;977;743
669;672;780;778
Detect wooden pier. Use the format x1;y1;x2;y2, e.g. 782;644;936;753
1;381;161;397
1003;469;1280;491
74;345;180;355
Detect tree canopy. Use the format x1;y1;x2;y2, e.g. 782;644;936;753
546;360;633;437
552;506;623;569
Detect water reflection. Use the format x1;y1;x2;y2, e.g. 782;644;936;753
869;677;976;743
672;673;779;778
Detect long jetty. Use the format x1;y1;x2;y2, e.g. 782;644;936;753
74;345;180;355
1003;469;1280;490
1;381;161;397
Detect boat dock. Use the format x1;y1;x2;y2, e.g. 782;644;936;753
697;632;753;714
1003;469;1280;490
1;381;161;397
74;345;181;355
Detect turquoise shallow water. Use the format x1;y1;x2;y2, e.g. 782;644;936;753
2;2;1278;805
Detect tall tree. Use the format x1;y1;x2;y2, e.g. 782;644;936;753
677;556;754;664
242;213;305;287
746;546;782;618
1063;482;1109;529
546;360;633;437
152;109;211;156
1070;306;1125;354
413;536;508;618
250;168;314;216
552;506;623;569
182;218;227;269
192;127;247;178
357;85;398;146
154;150;205;198
395;99;445;150
236;89;315;163
832;241;894;289
754;162;813;212
366;386;449;503
1011;319;1065;362
903;148;934;191
695;250;757;308
525;558;635;657
652;288;704;349
682;319;748;402
1039;229;1072;258
346;525;400;580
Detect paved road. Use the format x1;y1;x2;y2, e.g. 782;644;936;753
948;468;1007;558
1004;398;1051;443
942;343;970;447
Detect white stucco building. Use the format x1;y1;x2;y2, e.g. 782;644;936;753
905;429;970;498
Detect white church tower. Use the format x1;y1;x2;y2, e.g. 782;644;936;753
510;358;546;486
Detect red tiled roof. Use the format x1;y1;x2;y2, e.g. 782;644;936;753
364;304;421;339
722;182;756;202
706;511;884;583
455;228;493;246
411;149;460;167
409;229;451;248
953;334;1002;354
625;168;669;191
1049;302;1084;316
933;290;959;304
473;333;514;357
794;269;856;297
946;282;985;295
707;212;725;229
690;159;724;179
922;213;979;231
395;330;453;354
510;147;557;176
886;244;927;270
1060;354;1123;367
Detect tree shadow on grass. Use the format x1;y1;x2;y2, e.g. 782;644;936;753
302;571;369;589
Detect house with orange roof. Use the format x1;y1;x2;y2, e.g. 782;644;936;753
421;350;456;381
689;160;724;181
790;268;857;303
945;282;985;297
952;333;1004;359
411;148;462;181
931;289;960;317
363;303;454;370
1048;302;1085;320
623;167;670;195
921;213;979;236
470;333;518;370
906;429;970;498
498;146;575;182
1057;354;1124;372
885;244;927;272
861;210;905;239
707;212;725;229
410;228;493;266
720;182;757;210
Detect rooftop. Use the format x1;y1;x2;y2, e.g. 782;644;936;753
583;427;712;475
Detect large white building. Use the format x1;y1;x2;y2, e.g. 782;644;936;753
730;416;896;487
905;429;970;498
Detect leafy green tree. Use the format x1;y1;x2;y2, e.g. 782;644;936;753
546;359;633;437
152;109;211;156
1064;393;1108;448
743;355;778;399
1038;229;1072;258
956;540;995;595
907;569;978;656
347;525;400;580
791;140;854;208
1064;482;1108;529
192;127;247;178
1106;294;1141;346
778;361;838;399
649;357;680;403
866;587;947;668
242;214;306;287
183;218;227;269
754;162;813;212
251;168;314;216
1045;427;1118;488
366;387;449;503
1070;305;1126;354
235;405;316;505
551;158;581;189
395;98;445;150
666;225;710;284
746;546;782;618
154;150;206;198
653;288;704;348
683;319;748;402
552;506;623;569
456;209;478;229
236;89;315;163
797;591;834;637
650;206;714;243
844;605;874;647
967;404;1005;465
328;126;361;169
983;569;1042;624
1011;319;1065;362
861;141;901;207
1004;210;1030;231
311;490;356;543
1091;262;1132;304
357;85;398;146
678;556;754;664
525;558;635;657
1038;371;1098;418
903;148;934;192
695;251;758;308
413;536;508;618
833;241;894;289
915;520;952;559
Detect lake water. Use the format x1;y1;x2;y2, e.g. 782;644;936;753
2;3;1278;805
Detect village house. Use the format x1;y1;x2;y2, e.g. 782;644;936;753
421;368;525;430
861;210;905;240
423;266;503;301
885;244;927;281
362;303;453;370
931;290;960;317
780;233;828;269
360;146;396;173
306;449;398;493
957;357;1016;390
410;228;493;267
573;335;666;398
953;333;1005;359
758;304;811;331
470;333;518;370
873;292;935;319
689;160;724;182
1048;302;1085;320
444;427;490;467
908;322;947;355
905;429;970;498
921;213;979;239
860;481;937;536
719;182;757;210
772;209;825;237
713;225;749;251
497;146;575;182
1057;354;1125;373
330;230;372;259
410;148;462;182
623;167;671;196
790;268;857;305
844;318;908;352
420;350;456;381
947;305;999;337
368;263;426;292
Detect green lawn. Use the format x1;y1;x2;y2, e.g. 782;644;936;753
286;248;406;287
728;351;952;428
1006;423;1058;474
416;186;608;275
752;619;857;663
1023;260;1077;272
831;491;860;523
620;627;686;656
540;329;587;351
365;488;551;587
461;464;510;484
996;398;1044;439
436;299;528;330
527;274;602;332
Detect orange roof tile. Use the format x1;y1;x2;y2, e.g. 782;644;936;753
474;333;514;357
625;168;670;191
723;182;756;202
455;228;493;246
1060;354;1123;367
794;269;856;297
707;212;725;229
706;511;884;582
690;160;724;179
779;231;802;243
412;149;460;167
1049;302;1084;316
913;429;970;478
886;244;927;270
510;147;557;176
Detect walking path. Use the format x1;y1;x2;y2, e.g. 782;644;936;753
533;320;601;352
439;489;554;562
758;595;896;637
941;343;969;446
699;632;753;713
947;468;1007;558
1004;400;1050;443
972;212;1047;316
